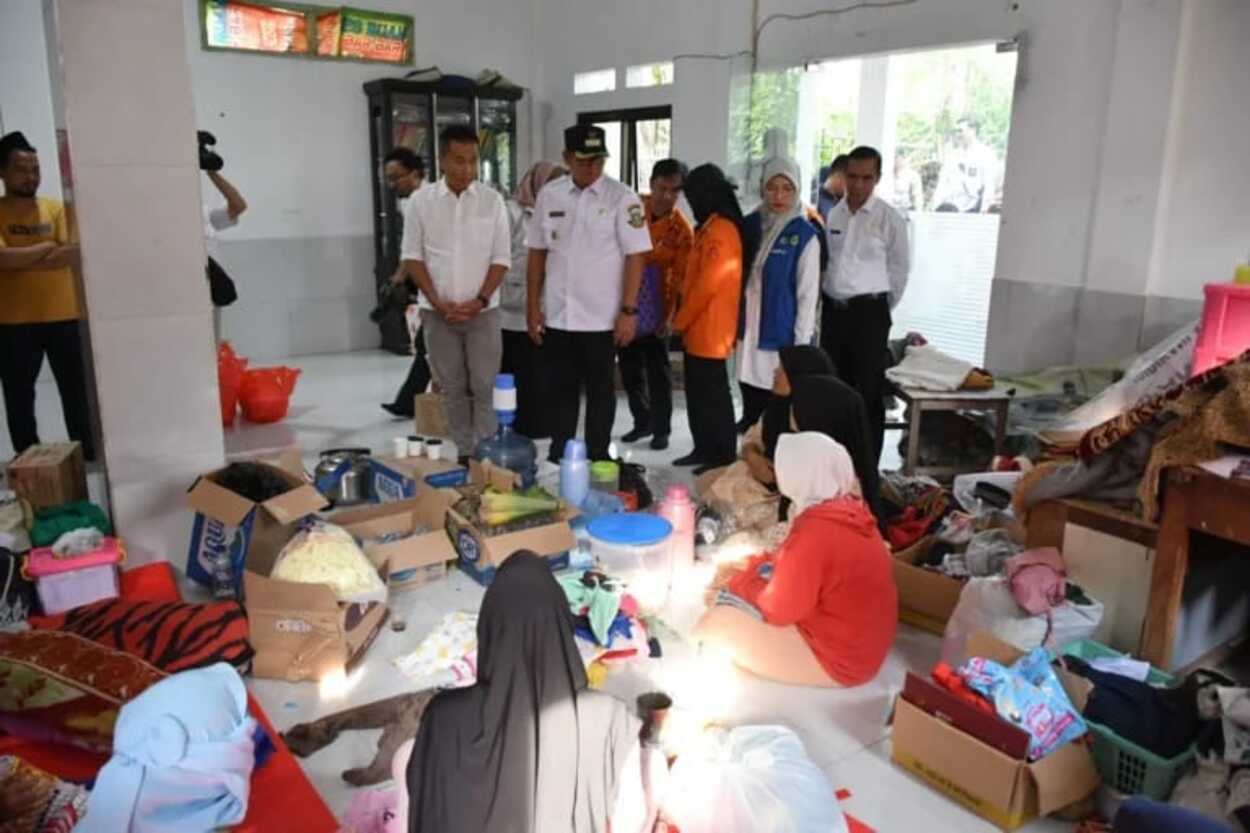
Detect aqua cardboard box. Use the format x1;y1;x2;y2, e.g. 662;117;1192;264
369;455;468;503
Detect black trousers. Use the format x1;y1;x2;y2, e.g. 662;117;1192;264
388;325;431;416
821;293;891;459
542;329;616;461
618;334;672;438
500;328;546;438
0;321;95;460
685;354;736;464
738;381;773;431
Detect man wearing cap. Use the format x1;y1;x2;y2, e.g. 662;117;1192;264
526;125;652;463
0;131;94;461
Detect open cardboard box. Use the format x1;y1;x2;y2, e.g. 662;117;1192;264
891;632;1100;831
893;535;966;634
244;557;390;683
330;489;459;589
370;454;467;503
185;453;328;589
446;460;576;585
7;441;88;509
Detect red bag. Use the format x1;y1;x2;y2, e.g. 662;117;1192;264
217;342;248;427
239;366;301;424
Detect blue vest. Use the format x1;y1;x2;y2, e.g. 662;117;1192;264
740;213;819;351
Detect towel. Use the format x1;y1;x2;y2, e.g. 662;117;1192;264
886;344;975;392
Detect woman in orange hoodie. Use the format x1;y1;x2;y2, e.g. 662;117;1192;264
671;164;744;473
696;431;898;687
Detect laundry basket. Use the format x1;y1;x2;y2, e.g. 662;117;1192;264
1060;640;1194;800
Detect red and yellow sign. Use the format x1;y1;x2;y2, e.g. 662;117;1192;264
204;1;309;54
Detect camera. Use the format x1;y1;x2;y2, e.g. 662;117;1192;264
198;130;224;172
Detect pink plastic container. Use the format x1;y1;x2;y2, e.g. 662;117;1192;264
1193;283;1250;376
23;537;124;615
657;484;696;571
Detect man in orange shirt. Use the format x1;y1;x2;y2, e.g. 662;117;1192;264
619;159;692;452
0;132;94;461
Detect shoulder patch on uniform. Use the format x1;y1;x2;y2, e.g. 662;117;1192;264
627;204;645;229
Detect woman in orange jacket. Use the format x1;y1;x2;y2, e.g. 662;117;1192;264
672;164;744;472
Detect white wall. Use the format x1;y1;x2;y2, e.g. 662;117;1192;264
0;0;62;201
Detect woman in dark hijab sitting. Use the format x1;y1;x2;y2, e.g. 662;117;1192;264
787;374;881;520
394;551;657;833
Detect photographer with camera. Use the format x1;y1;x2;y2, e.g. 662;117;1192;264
199;131;247;341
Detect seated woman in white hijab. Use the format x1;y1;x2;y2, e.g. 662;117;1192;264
696;432;898;688
733;157;824;435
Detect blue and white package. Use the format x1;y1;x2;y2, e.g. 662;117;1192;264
958;654;1087;760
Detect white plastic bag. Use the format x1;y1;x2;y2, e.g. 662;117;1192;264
661;725;848;833
271;522;387;605
942;577;1104;665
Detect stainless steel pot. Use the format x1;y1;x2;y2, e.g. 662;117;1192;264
315;448;372;506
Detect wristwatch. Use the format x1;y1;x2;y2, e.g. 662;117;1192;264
620;305;638;316
476;293;491;308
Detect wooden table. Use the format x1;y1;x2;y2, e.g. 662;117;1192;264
896;387;1012;479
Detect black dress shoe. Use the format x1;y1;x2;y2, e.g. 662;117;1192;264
672;451;704;467
650;435;669;451
382;402;413;419
621;427;652;443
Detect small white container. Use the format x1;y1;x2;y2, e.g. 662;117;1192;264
392;436;409;458
425;438;445;461
407;435;425;458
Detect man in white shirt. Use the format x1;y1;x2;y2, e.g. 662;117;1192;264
402;125;511;459
932;118;999;213
821;145;910;459
525;125;652;463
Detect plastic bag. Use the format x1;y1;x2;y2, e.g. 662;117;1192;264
942;577;1104;665
662;725;848;833
271;522;386;604
217;342;249;427
239;366;300;424
959;652;1087;760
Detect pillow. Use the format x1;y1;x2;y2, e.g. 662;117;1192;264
0;630;165;752
30;598;253;673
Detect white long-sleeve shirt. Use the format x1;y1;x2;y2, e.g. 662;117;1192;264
737;235;820;390
822;194;910;308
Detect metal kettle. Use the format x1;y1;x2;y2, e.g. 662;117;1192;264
314;447;372;506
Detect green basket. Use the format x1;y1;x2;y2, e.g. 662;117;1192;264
1060;639;1194;800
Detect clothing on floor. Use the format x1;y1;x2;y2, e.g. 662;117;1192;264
405;552;639;833
790;374;881;521
1064;656;1201;759
387;328;431;417
684;353;736;464
392;611;478;686
672;213;743;360
79;663;256;833
29;500;110;548
0;196;81;325
727;434;897;686
820;291;891;460
0;321;95;460
421;307;502;453
500;327;544;437
964;528;1023;577
542;328;618;461
282;690;434;787
558;572;623;647
619;334;673;438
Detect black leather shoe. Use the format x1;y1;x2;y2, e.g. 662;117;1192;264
650;435;669;451
672;451;704;467
382;402;413;419
621;427;652;443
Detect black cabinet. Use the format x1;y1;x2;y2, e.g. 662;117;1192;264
363;78;522;307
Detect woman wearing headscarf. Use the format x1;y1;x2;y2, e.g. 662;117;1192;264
735;157;824;433
786;373;881;521
697;432;897;688
396;551;658;833
697;344;835;536
671;163;743;472
501;162;565;437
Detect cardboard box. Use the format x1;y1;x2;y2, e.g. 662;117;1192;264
185;460;328;589
893;535;966;634
369;455;467;503
446;462;575;585
330;490;459;589
7;442;87;509
244;560;390;682
413;392;450;440
891;633;1100;831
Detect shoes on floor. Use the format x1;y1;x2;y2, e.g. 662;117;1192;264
382;402;413;420
650;435;669;451
621;427;652;443
672;451;704;467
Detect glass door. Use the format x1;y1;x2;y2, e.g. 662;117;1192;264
477;97;516;194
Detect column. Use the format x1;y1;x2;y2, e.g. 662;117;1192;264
47;0;224;564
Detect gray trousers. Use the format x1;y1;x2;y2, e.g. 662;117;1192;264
420;308;501;455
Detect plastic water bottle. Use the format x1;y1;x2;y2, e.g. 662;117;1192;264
658;484;696;571
210;546;236;600
474;373;538;486
560;439;590;508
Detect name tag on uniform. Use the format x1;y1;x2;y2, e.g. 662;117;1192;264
549;211;566;218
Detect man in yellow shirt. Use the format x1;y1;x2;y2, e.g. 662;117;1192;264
0;131;94;461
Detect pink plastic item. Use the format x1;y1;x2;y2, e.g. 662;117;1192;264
23;537;124;615
657;484;696;571
1193;282;1250;376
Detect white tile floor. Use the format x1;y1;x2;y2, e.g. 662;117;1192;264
6;350;1071;831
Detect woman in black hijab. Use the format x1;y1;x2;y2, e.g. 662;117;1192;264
401;551;640;833
759;344;838;461
790;374;882;521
